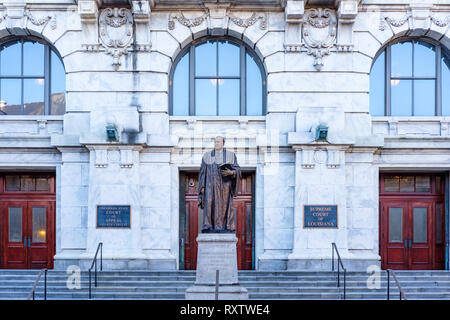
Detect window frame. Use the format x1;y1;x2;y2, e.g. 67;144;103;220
0;36;65;116
169;36;267;116
371;37;449;116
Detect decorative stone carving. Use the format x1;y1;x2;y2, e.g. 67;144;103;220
98;8;134;71
227;12;267;30
95;148;108;168
24;10;56;29
327;150;340;169
430;15;450;27
301;149;315;169
120;149;133;168
168;10;209;30
24;10;56;30
379;13;412;31
302;8;337;71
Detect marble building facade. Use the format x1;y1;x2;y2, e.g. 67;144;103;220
0;0;449;271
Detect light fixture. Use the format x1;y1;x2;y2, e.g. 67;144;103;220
106;124;119;142
315;124;328;142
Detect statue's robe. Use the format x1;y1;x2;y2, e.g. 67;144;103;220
198;148;241;232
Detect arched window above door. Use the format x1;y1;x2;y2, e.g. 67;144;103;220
0;37;66;116
370;38;450;116
170;37;266;116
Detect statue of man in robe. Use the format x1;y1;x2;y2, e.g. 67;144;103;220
198;136;241;233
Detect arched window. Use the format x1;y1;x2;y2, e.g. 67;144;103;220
0;37;65;115
170;37;266;116
370;38;450;116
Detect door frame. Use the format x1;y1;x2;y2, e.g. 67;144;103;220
379;172;447;270
178;169;256;270
0;172;56;269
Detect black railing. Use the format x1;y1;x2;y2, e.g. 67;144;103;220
386;269;407;300
27;268;47;300
88;242;103;300
331;243;347;300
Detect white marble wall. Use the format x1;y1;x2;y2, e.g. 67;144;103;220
0;0;449;270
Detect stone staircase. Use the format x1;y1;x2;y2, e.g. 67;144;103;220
1;269;450;300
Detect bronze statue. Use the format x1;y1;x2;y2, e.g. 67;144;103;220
198;136;241;233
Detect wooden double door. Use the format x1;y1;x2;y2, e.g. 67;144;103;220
0;174;55;269
380;174;446;270
180;172;254;270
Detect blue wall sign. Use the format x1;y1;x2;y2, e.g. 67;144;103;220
304;205;338;229
97;205;131;228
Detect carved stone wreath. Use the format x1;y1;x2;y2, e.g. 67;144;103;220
379;13;411;31
168;10;209;30
302;8;337;71
25;10;57;30
227;12;267;30
99;8;133;70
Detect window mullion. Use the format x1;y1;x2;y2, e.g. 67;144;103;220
216;41;219;116
240;45;246;116
412;41;415;116
437;45;442;116
44;46;50;115
21;40;24;115
189;46;195;116
386;47;391;116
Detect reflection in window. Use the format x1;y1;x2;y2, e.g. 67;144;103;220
0;38;66;115
171;38;266;116
370;39;449;116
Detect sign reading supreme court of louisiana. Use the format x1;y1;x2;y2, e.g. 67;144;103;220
96;205;131;228
303;205;338;229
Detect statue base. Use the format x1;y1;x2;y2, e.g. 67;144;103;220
185;233;248;300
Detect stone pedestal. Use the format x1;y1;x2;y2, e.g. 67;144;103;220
185;233;248;300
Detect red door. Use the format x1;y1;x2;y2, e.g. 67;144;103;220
0;174;56;269
2;201;54;269
181;172;254;270
379;173;445;270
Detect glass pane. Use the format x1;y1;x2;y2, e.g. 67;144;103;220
391;41;412;78
20;176;35;191
195;42;216;77
218;79;240;115
246;53;263;116
389;207;403;243
195;79;216;115
442;55;450;116
32;207;46;243
414;41;436;78
415;176;431;192
436;203;442;243
385;176;399;192
23;42;44;76
1;41;21;76
1;79;22;115
400;176;414;192
5;175;20;191
391;79;412;116
413;207;427;243
50;51;66;115
370;50;385;116
8;207;22;242
36;177;51;191
414;80;435;116
436;176;442;193
23;79;45;115
218;41;240;77
172;52;189;116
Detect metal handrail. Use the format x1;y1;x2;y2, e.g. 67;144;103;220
88;242;103;299
331;243;347;300
27;268;47;300
386;269;407;300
